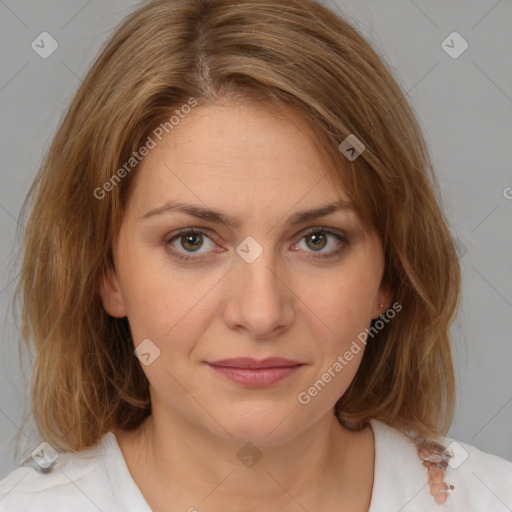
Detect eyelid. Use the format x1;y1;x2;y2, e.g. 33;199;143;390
164;227;215;244
165;225;347;243
298;225;348;241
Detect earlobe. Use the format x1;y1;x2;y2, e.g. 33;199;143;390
372;286;393;320
99;266;127;318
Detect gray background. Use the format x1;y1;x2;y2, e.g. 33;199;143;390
1;0;511;479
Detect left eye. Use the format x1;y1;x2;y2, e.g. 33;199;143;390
164;227;348;262
293;228;347;256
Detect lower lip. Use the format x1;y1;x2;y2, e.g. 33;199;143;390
207;364;302;386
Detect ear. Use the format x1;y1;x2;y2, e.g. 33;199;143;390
99;266;128;318
371;284;393;320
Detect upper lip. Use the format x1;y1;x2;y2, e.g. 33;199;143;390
206;357;303;369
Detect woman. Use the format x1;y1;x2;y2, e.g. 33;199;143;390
1;0;511;510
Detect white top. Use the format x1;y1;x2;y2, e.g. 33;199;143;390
1;419;511;511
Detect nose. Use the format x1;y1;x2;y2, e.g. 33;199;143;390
222;244;295;340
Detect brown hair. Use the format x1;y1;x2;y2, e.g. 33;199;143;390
15;0;460;451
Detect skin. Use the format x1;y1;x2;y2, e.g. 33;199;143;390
101;102;392;512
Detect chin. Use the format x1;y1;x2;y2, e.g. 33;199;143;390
205;400;307;446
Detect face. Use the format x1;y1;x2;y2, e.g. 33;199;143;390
101;102;390;445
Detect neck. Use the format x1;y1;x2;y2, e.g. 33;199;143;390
115;408;375;512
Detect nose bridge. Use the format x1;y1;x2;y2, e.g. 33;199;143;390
224;236;293;338
237;239;283;306
242;249;280;295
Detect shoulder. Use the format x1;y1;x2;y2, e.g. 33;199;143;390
0;434;118;512
442;435;512;510
370;419;512;511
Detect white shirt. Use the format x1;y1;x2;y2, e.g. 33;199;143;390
1;419;511;511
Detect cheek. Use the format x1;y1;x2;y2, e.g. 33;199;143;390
295;279;373;411
302;262;381;337
117;249;223;358
296;255;383;394
121;275;205;344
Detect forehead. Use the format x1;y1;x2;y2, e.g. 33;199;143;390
128;103;350;216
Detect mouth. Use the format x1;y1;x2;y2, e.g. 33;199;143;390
205;358;304;387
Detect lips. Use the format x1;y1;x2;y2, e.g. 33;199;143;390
207;357;303;369
206;358;304;386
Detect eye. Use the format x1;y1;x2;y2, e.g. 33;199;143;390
165;226;349;263
292;227;349;259
165;228;218;261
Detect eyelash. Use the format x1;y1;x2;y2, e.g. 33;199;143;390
164;227;349;262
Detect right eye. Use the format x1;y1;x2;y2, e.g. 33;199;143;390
164;228;220;262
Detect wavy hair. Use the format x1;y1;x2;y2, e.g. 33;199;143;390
15;0;461;451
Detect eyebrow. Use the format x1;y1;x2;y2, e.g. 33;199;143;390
141;200;356;229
